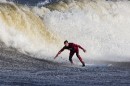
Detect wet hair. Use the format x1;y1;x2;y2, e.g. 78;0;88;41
64;40;68;44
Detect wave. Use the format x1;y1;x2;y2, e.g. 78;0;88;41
0;0;130;62
0;2;60;59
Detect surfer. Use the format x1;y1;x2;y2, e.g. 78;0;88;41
54;40;86;67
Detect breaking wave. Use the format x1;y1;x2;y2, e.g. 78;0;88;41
0;0;130;62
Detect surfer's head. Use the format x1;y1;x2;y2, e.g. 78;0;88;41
64;40;69;46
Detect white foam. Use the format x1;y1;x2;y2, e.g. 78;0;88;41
41;1;130;61
0;0;130;62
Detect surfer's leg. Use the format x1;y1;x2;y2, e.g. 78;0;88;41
76;50;85;66
69;51;75;64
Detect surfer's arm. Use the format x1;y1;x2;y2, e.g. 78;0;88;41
54;47;65;59
75;44;86;52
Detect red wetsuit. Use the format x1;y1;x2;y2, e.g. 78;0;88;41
58;43;85;64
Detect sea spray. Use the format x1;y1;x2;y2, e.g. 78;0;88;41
0;0;130;62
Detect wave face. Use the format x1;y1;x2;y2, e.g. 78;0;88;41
0;2;60;59
0;0;130;62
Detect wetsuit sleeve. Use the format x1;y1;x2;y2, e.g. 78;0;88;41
75;44;85;51
59;47;65;53
55;47;65;58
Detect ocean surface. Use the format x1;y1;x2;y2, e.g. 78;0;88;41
0;0;130;86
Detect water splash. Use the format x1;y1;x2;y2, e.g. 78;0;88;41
0;0;130;62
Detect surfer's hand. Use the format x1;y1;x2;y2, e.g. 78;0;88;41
54;56;57;59
83;49;86;53
54;54;58;59
54;52;60;59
